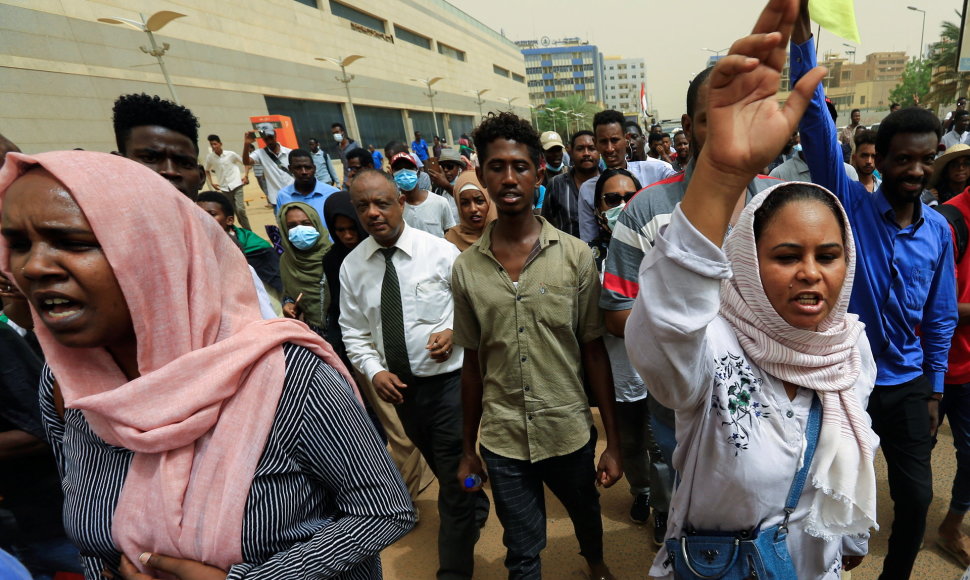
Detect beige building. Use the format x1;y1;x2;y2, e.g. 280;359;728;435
778;50;908;123
0;0;529;156
602;56;646;119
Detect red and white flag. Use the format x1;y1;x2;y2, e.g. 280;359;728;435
640;83;648;115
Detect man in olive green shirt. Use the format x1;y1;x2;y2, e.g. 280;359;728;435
452;112;622;580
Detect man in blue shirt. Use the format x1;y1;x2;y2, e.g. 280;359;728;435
369;144;384;171
791;5;956;578
307;138;337;186
275;148;340;232
412;131;430;162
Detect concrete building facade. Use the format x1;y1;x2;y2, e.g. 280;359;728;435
519;39;604;107
602;56;646;118
0;0;529;156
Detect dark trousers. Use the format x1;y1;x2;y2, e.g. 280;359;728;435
395;371;483;580
942;382;970;513
481;431;602;580
867;375;935;580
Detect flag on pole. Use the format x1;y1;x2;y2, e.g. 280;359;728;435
640;82;648;116
809;0;861;43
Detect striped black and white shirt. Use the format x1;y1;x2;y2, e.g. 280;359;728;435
39;344;414;579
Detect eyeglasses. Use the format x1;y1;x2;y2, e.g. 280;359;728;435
603;191;637;208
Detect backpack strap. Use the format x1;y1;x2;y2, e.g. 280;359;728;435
935;204;968;263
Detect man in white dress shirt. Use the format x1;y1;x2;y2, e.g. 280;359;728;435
340;169;485;580
578;110;678;243
942;110;970;150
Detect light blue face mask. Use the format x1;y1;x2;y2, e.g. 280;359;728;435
604;203;625;231
288;225;320;250
393;169;419;191
793;143;803;152
547;162;564;172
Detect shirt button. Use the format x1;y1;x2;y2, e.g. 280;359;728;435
516;295;522;301
524;385;530;391
521;356;527;362
527;414;534;420
786;410;794;418
519;327;524;333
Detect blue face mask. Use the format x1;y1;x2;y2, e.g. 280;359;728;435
393;169;419;191
793;143;803;153
547;162;564;172
288;225;320;250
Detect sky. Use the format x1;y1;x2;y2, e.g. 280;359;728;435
448;0;965;120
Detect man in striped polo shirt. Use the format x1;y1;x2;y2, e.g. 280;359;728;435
600;67;779;546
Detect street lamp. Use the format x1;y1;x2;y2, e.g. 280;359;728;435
316;55;365;142
842;43;856;63
411;77;444;138
544;106;560;133
908;6;926;62
501;96;519;111
702;47;729;56
528;104;538;127
466;89;490;118
571;112;586;135
98;11;186;104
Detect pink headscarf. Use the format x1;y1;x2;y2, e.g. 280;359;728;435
719;181;877;539
0;151;358;572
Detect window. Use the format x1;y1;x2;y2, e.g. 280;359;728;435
438;42;466;61
293;0;318;6
512;72;525;83
329;1;384;33
395;25;431;49
494;65;510;77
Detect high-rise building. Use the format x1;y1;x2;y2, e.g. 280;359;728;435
602;57;647;117
518;38;604;107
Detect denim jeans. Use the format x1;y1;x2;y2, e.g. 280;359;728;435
943;382;970;513
10;536;82;580
615;399;651;496
648;396;677;514
481;430;602;580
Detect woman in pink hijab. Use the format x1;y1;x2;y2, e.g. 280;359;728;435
0;151;414;579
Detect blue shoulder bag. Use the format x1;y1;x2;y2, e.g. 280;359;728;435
665;394;821;579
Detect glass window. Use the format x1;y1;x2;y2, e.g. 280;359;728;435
512;72;525;83
493;65;510;77
328;0;384;33
438;42;466;61
293;0;318;6
394;25;431;49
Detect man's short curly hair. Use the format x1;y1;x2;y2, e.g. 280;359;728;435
112;93;200;154
471;112;542;168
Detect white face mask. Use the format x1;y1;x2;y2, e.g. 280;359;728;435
333;133;344;143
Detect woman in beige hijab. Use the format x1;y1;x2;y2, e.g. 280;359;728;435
444;172;497;251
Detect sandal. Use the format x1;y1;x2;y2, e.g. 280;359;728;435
937;537;970;568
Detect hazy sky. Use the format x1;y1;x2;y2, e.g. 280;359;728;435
448;0;963;120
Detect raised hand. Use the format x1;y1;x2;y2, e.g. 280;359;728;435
702;0;826;180
680;0;826;246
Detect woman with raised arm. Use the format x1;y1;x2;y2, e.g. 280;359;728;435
0;151;413;580
625;0;878;578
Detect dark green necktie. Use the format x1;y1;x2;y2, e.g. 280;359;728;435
380;247;413;378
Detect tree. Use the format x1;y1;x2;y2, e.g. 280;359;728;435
890;58;931;107
926;18;969;108
535;94;601;136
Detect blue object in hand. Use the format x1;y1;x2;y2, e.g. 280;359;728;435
463;474;482;489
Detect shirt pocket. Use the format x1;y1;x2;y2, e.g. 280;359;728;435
414;279;451;324
536;283;578;330
904;267;928;311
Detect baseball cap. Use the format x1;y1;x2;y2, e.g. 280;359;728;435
540;131;564;150
389;152;417;168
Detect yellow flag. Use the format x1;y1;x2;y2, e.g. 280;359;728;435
809;0;862;44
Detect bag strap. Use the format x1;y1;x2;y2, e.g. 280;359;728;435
935;204;968;263
262;146;290;175
779;394;822;532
